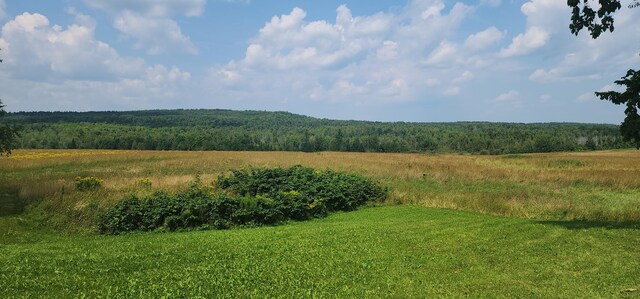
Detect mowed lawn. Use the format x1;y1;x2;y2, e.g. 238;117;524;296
1;205;639;298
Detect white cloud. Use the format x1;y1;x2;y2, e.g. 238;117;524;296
464;27;505;51
205;0;506;108
529;68;556;82
85;0;204;54
495;90;519;102
0;12;192;111
420;1;445;19
207;1;481;105
0;12;144;81
424;40;457;65
497;0;566;59
376;40;398;60
1;0;633;123
453;70;474;83
238;6;392;71
520;0;568;34
499;26;549;57
67;7;97;28
114;12;197;55
397;1;472;47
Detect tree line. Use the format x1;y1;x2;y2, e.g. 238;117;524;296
1;109;632;154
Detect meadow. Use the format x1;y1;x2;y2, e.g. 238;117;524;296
1;149;639;297
2;149;640;229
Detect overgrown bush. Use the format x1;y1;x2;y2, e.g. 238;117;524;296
98;166;386;234
216;165;387;211
75;176;103;191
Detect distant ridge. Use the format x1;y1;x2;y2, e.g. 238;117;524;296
3;109;630;154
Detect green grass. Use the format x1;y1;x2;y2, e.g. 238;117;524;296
1;205;639;298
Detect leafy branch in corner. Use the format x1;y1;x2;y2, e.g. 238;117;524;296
567;0;640;148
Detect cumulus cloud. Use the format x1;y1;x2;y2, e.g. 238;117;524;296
424;41;457;65
396;1;472;52
207;1;481;105
240;5;392;70
2;0;635;123
520;0;568;34
497;0;569;59
0;12;144;81
0;12;191;111
114;12;197;55
499;26;549;57
85;0;204;54
464;27;505;51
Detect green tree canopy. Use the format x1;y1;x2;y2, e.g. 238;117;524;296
568;0;640;38
596;70;640;149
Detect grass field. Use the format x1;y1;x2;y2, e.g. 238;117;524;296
1;149;640;229
1;149;639;297
2;206;639;298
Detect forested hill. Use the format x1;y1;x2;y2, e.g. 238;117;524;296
2;109;632;154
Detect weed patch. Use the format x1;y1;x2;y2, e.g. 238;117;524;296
74;176;103;191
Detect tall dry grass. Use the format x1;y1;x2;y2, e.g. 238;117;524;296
1;149;639;227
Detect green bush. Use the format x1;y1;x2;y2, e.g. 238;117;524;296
98;166;387;234
75;176;104;191
216;165;387;212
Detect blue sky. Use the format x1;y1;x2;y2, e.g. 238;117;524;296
0;0;638;123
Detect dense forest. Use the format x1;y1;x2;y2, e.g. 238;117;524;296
1;109;632;154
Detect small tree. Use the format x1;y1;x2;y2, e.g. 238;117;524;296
0;100;19;156
0;49;19;156
567;0;640;148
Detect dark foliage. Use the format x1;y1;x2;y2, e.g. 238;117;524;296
1;109;631;154
596;69;640;148
216;165;387;212
568;0;622;38
98;166;387;234
0;100;19;156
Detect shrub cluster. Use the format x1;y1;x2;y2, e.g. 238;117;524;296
98;166;387;234
75;176;104;191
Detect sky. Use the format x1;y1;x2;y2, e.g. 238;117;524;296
0;0;638;123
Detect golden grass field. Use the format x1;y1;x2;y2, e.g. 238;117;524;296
2;149;640;229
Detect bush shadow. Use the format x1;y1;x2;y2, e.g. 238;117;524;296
0;188;25;217
536;220;640;230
